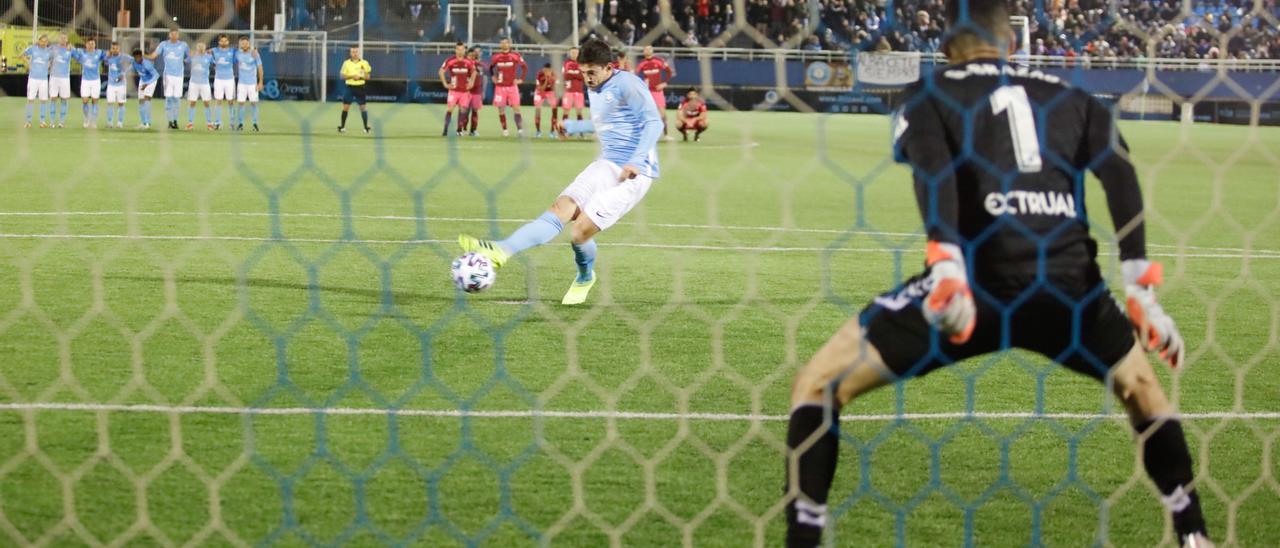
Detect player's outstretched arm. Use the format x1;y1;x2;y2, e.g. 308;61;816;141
1080;96;1185;368
894;94;975;343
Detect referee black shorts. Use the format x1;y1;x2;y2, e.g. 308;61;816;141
859;270;1136;381
343;84;367;105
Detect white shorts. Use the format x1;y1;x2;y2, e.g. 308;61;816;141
559;160;654;231
27;78;49;100
139;80;157;99
50;77;72;99
80;79;101;99
237;83;259;102
188;83;212;102
214;79;235;100
106;84;127;103
164;75;184;98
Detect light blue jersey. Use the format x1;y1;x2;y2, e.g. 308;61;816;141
155;40;189;77
133;58;159;85
189;52;212;83
106;55;129;85
563;70;664;178
50;45;74;78
23;45;52;79
235;49;261;84
212;47;236;81
75;49;107;81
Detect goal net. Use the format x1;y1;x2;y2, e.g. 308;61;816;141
1;1;1278;547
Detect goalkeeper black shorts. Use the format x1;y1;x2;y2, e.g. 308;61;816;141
859;272;1136;381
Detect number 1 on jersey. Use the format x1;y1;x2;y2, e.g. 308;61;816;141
990;85;1043;173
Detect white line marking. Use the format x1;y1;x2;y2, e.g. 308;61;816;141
0;232;1273;259
0;402;1277;422
2;211;1275;256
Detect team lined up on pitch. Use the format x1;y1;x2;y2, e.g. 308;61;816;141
20;30;264;131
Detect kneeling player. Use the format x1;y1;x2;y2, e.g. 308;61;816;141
457;39;663;305
783;2;1211;547
676;88;707;142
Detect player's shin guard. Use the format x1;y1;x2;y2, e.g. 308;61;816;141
360;110;368;129
252;103;259;124
499;111;508;130
571;240;596;282
26;102;33;123
40;102;48;123
497;211;564;255
535;111;541;132
60;99;69;123
469;109;478;132
443;111;453;134
785;404;840;548
204;105;211;123
514;113;523;131
82;101;89;119
1136;419;1208;539
340;110;348;128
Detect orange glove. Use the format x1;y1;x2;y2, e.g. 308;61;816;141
923;242;976;344
1123;259;1185;368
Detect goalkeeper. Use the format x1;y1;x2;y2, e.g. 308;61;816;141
783;1;1209;547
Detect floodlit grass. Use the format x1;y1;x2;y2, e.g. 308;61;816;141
0;97;1277;546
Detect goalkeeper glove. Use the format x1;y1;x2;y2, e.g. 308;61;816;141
1123;259;1185;368
923;241;976;344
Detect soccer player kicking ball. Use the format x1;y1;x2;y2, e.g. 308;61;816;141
131;49;160;129
73;38;107;128
458;39;663;305
783;2;1212;548
20;34;52;128
337;46;372;133
676;88;707;142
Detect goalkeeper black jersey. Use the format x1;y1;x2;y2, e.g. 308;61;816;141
892;59;1146;295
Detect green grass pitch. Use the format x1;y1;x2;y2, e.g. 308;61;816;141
0;97;1278;546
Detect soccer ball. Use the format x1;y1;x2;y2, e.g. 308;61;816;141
451;252;496;293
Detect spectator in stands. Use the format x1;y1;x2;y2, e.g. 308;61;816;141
537;15;550;36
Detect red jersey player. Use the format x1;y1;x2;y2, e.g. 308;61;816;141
532;63;558;137
466;46;485;136
635;45;676;138
488;38;528;137
560;46;586;126
437;42;476;136
677;87;708;142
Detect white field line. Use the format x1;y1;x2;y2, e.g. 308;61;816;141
2;210;1276;256
0;232;1274;259
0;402;1278;422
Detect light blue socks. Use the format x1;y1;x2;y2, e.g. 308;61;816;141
498;211;564;255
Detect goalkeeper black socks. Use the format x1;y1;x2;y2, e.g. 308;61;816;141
1135;418;1207;539
360;110;368;129
340;110;348;128
785;403;840;548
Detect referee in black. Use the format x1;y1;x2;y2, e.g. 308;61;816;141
338;46;371;133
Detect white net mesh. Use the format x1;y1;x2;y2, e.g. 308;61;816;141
1;0;1278;546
